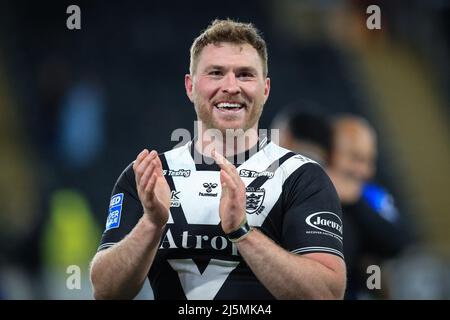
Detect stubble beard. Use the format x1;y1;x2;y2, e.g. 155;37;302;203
194;99;264;135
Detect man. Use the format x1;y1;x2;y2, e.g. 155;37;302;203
90;19;346;300
328;115;413;298
327;116;377;205
275;109;412;299
272;106;332;166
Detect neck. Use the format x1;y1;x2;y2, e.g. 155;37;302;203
194;121;259;158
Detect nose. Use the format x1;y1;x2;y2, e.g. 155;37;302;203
354;158;375;182
222;73;241;95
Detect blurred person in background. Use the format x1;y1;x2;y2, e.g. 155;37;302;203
273;107;415;299
272;102;332;166
90;19;346;300
328;115;415;299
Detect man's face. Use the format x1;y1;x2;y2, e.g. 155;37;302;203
329;122;377;204
185;42;270;133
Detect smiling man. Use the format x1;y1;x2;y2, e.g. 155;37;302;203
90;19;346;300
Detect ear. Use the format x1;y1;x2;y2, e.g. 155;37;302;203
263;77;271;103
185;74;194;103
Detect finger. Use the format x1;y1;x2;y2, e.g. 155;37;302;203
134;151;157;182
220;169;238;196
220;169;237;188
145;173;158;197
139;159;157;190
211;148;229;168
133;149;149;170
227;165;243;188
212;149;246;191
133;149;148;171
221;182;228;198
153;154;164;177
135;155;152;185
212;149;239;179
218;158;242;188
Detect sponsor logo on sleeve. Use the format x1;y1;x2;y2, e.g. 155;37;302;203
305;211;343;242
106;193;124;231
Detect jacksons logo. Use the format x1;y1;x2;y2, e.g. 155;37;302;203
305;211;343;242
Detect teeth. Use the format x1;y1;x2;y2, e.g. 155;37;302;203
216;102;242;109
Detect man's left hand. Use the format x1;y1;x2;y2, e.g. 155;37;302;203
212;149;247;234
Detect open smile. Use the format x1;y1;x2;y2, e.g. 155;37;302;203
213;101;246;113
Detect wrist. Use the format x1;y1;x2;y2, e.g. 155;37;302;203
226;217;253;243
141;212;167;231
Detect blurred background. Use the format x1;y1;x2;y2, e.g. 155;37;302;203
0;0;448;299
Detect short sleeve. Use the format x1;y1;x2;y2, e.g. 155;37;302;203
281;163;344;259
98;163;144;251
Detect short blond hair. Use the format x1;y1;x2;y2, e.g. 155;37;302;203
189;19;268;77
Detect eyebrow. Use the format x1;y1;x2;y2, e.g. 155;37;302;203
205;65;259;74
236;66;258;74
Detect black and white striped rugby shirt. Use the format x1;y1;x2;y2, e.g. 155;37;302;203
98;139;343;299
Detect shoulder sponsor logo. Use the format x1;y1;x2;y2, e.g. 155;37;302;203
106;193;124;231
163;169;191;177
239;169;274;179
199;182;218;197
305;211;343;242
293;154;313;163
246;187;265;215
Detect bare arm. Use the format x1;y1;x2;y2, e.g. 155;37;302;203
90;149;170;299
236;228;346;299
90;216;165;299
212;149;346;299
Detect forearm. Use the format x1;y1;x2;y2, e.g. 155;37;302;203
236;228;346;299
90;216;165;299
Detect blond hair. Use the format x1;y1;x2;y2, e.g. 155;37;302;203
189;19;268;77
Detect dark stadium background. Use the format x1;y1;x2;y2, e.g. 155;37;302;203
0;0;448;299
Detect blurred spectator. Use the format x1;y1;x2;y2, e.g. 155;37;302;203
273;107;416;299
327;116;376;204
56;79;106;170
271;102;332;166
0;56;42;298
328;115;416;298
41;189;101;299
33;57;72;163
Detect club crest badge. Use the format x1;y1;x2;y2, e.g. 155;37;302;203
246;187;265;215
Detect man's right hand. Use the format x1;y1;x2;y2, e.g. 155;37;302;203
133;149;171;228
